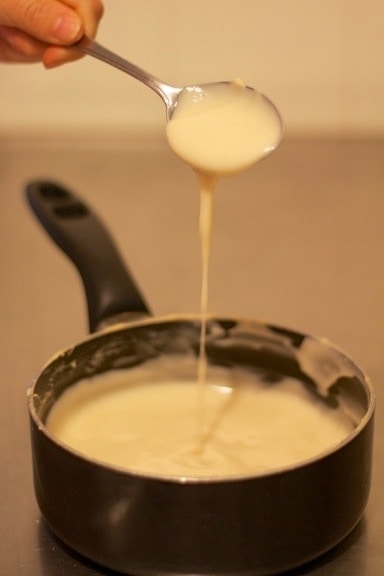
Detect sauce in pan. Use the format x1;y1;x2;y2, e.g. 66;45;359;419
47;358;355;479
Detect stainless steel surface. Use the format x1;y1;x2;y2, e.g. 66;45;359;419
0;138;383;575
74;36;183;119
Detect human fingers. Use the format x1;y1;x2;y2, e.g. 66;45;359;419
42;0;104;68
59;0;104;38
0;1;104;66
0;0;84;45
0;25;46;63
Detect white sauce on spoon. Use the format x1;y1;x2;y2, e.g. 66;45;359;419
166;79;282;176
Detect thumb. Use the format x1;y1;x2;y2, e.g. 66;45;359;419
0;0;83;44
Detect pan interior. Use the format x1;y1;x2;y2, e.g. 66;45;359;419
31;317;373;479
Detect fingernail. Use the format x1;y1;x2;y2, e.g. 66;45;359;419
52;14;83;43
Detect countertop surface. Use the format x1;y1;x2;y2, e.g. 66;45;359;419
1;137;383;575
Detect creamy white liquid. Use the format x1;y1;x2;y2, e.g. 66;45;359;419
47;81;288;480
196;172;217;440
47;359;355;479
166;80;281;176
166;80;282;440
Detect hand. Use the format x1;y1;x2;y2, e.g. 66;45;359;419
0;0;104;67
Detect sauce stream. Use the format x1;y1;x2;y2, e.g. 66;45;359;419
167;80;282;447
196;173;217;445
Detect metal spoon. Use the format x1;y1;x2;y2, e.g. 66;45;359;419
74;36;183;120
74;36;283;135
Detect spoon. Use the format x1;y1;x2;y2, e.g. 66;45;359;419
74;36;283;132
74;36;182;120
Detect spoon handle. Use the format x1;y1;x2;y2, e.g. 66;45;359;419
74;36;180;114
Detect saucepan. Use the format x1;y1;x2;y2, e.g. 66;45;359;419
26;180;375;576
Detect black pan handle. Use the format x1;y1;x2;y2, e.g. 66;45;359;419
25;180;151;333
